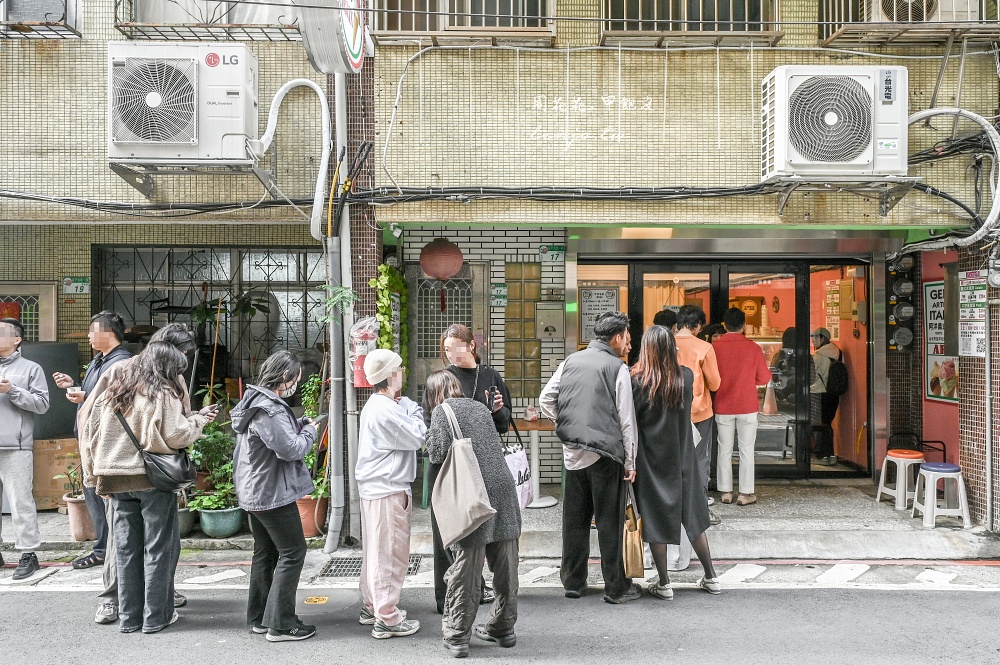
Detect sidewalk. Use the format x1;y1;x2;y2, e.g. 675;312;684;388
6;479;1000;559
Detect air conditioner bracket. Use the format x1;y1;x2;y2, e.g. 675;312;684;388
770;176;921;217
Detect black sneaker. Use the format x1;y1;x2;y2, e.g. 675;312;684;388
564;586;586;599
12;552;39;581
474;624;516;648
266;622;317;642
173;591;188;608
443;641;470;658
604;582;642;604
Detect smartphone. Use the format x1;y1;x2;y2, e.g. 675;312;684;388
487;386;499;407
209;403;223;412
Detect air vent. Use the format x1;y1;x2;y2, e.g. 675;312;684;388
787;76;872;163
880;0;938;20
112;58;197;144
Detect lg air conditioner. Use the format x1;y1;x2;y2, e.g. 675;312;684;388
760;65;908;183
108;42;258;166
862;0;979;23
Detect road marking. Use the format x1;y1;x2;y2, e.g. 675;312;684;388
816;563;870;584
184;569;247;584
915;569;957;585
0;568;57;586
521;566;560;583
718;563;767;583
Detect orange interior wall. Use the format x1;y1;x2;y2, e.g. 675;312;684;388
921;251;960;464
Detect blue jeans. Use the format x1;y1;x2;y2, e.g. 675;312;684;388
83;486;108;558
113;489;179;632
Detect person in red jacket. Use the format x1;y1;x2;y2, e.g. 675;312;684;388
712;308;772;507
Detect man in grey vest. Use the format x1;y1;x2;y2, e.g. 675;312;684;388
539;311;640;604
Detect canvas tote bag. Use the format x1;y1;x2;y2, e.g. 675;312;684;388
623;482;644;579
503;421;533;509
432;402;497;548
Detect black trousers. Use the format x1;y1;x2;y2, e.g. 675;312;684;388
247;502;307;631
811;393;841;458
428;461;488;613
561;455;629;598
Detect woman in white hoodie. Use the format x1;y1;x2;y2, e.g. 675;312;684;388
356;349;427;640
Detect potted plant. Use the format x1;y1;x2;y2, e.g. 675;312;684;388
189;462;243;538
177;489;196;538
295;374;329;537
189;420;235;491
54;457;96;542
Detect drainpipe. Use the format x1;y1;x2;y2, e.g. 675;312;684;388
324;71;362;551
987;299;999;532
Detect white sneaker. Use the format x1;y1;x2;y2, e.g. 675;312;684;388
648;582;674;600
95;602;119;624
696;577;722;595
707;496;716;506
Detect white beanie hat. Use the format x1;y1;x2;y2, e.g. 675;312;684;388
364;349;403;385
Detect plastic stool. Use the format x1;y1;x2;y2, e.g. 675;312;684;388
911;462;971;529
875;449;925;510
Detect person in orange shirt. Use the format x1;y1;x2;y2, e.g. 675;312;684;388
674;306;722;507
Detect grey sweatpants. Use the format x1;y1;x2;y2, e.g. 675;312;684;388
0;450;42;552
98;498;118;602
442;538;519;645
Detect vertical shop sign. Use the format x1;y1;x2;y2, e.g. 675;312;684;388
824;280;840;340
924;281;957;403
579;287;619;344
389;292;401;354
958;270;987;358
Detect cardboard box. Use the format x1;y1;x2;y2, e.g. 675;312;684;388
33;438;81;510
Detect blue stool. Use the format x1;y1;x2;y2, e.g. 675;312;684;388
911;462;971;529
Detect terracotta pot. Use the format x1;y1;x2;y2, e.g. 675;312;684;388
296;496;328;538
64;493;97;542
195;471;213;491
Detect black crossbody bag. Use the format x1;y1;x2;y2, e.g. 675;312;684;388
115;411;197;492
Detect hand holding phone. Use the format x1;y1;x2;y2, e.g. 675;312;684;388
487;386;502;412
309;414;329;432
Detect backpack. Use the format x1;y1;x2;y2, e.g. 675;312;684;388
824;351;849;397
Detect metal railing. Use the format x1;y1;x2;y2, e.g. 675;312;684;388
374;0;551;34
602;0;778;33
1;0;81;38
821;0;1000;44
114;0;301;41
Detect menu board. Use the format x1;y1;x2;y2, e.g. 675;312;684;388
959;270;987;358
579;287;619;344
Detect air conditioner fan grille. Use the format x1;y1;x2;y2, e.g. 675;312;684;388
788;76;871;163
112;58;197;144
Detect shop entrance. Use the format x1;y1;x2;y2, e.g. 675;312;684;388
577;260;870;479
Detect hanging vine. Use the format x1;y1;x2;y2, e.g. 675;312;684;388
369;263;409;361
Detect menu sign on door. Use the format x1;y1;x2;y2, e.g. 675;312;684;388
579;287;619;344
959;270;987;358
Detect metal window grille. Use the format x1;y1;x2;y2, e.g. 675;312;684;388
113;0;301;41
375;0;548;32
820;0;997;44
0;0;82;39
603;0;774;32
414;277;473;358
0;296;40;341
94;246;326;378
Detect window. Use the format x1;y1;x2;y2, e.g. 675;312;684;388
504;262;543;400
0;0;81;38
602;0;778;37
0;283;58;342
375;0;549;33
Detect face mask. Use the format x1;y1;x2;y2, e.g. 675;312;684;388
278;382;298;399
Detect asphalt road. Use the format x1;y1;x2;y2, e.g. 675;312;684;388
1;586;997;665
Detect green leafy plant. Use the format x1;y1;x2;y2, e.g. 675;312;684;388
189;421;235;475
321;284;360;323
188;300;226;327
54;456;84;498
300;373;322;419
195;383;228;409
310;472;330;500
231;292;271;319
188;481;238;511
369;263;409;361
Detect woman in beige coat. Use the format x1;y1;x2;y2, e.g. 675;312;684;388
82;341;216;634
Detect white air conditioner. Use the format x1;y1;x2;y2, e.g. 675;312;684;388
862;0;979;23
107;42;258;166
760;65;908;183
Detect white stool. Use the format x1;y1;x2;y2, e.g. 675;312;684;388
911;462;972;529
875;449;925;510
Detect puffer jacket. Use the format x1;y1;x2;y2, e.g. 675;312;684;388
0;350;50;451
230;385;317;512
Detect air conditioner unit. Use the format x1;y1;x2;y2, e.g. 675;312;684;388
862;0;979;23
107;42;258;166
761;65;908;183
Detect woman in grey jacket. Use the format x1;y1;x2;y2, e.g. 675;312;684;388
230;350;326;643
424;371;522;658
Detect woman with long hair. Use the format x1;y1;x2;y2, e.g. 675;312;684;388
82;341;216;633
230;350;326;642
423;370;521;658
427;323;511;611
630;325;720;599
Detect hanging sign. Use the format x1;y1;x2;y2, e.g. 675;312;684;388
958;270;987;358
579;287;619;344
62;277;90;295
539;245;565;263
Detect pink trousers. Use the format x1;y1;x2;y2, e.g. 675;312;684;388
360;491;412;626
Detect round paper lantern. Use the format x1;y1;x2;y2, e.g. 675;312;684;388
420;238;464;280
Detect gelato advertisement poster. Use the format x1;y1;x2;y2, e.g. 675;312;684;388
926;355;959;403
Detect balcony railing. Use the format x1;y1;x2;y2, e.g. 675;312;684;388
373;0;554;45
601;0;783;45
1;0;81;38
822;0;1000;45
114;0;300;41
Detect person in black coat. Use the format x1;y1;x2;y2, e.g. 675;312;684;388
631;325;720;599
